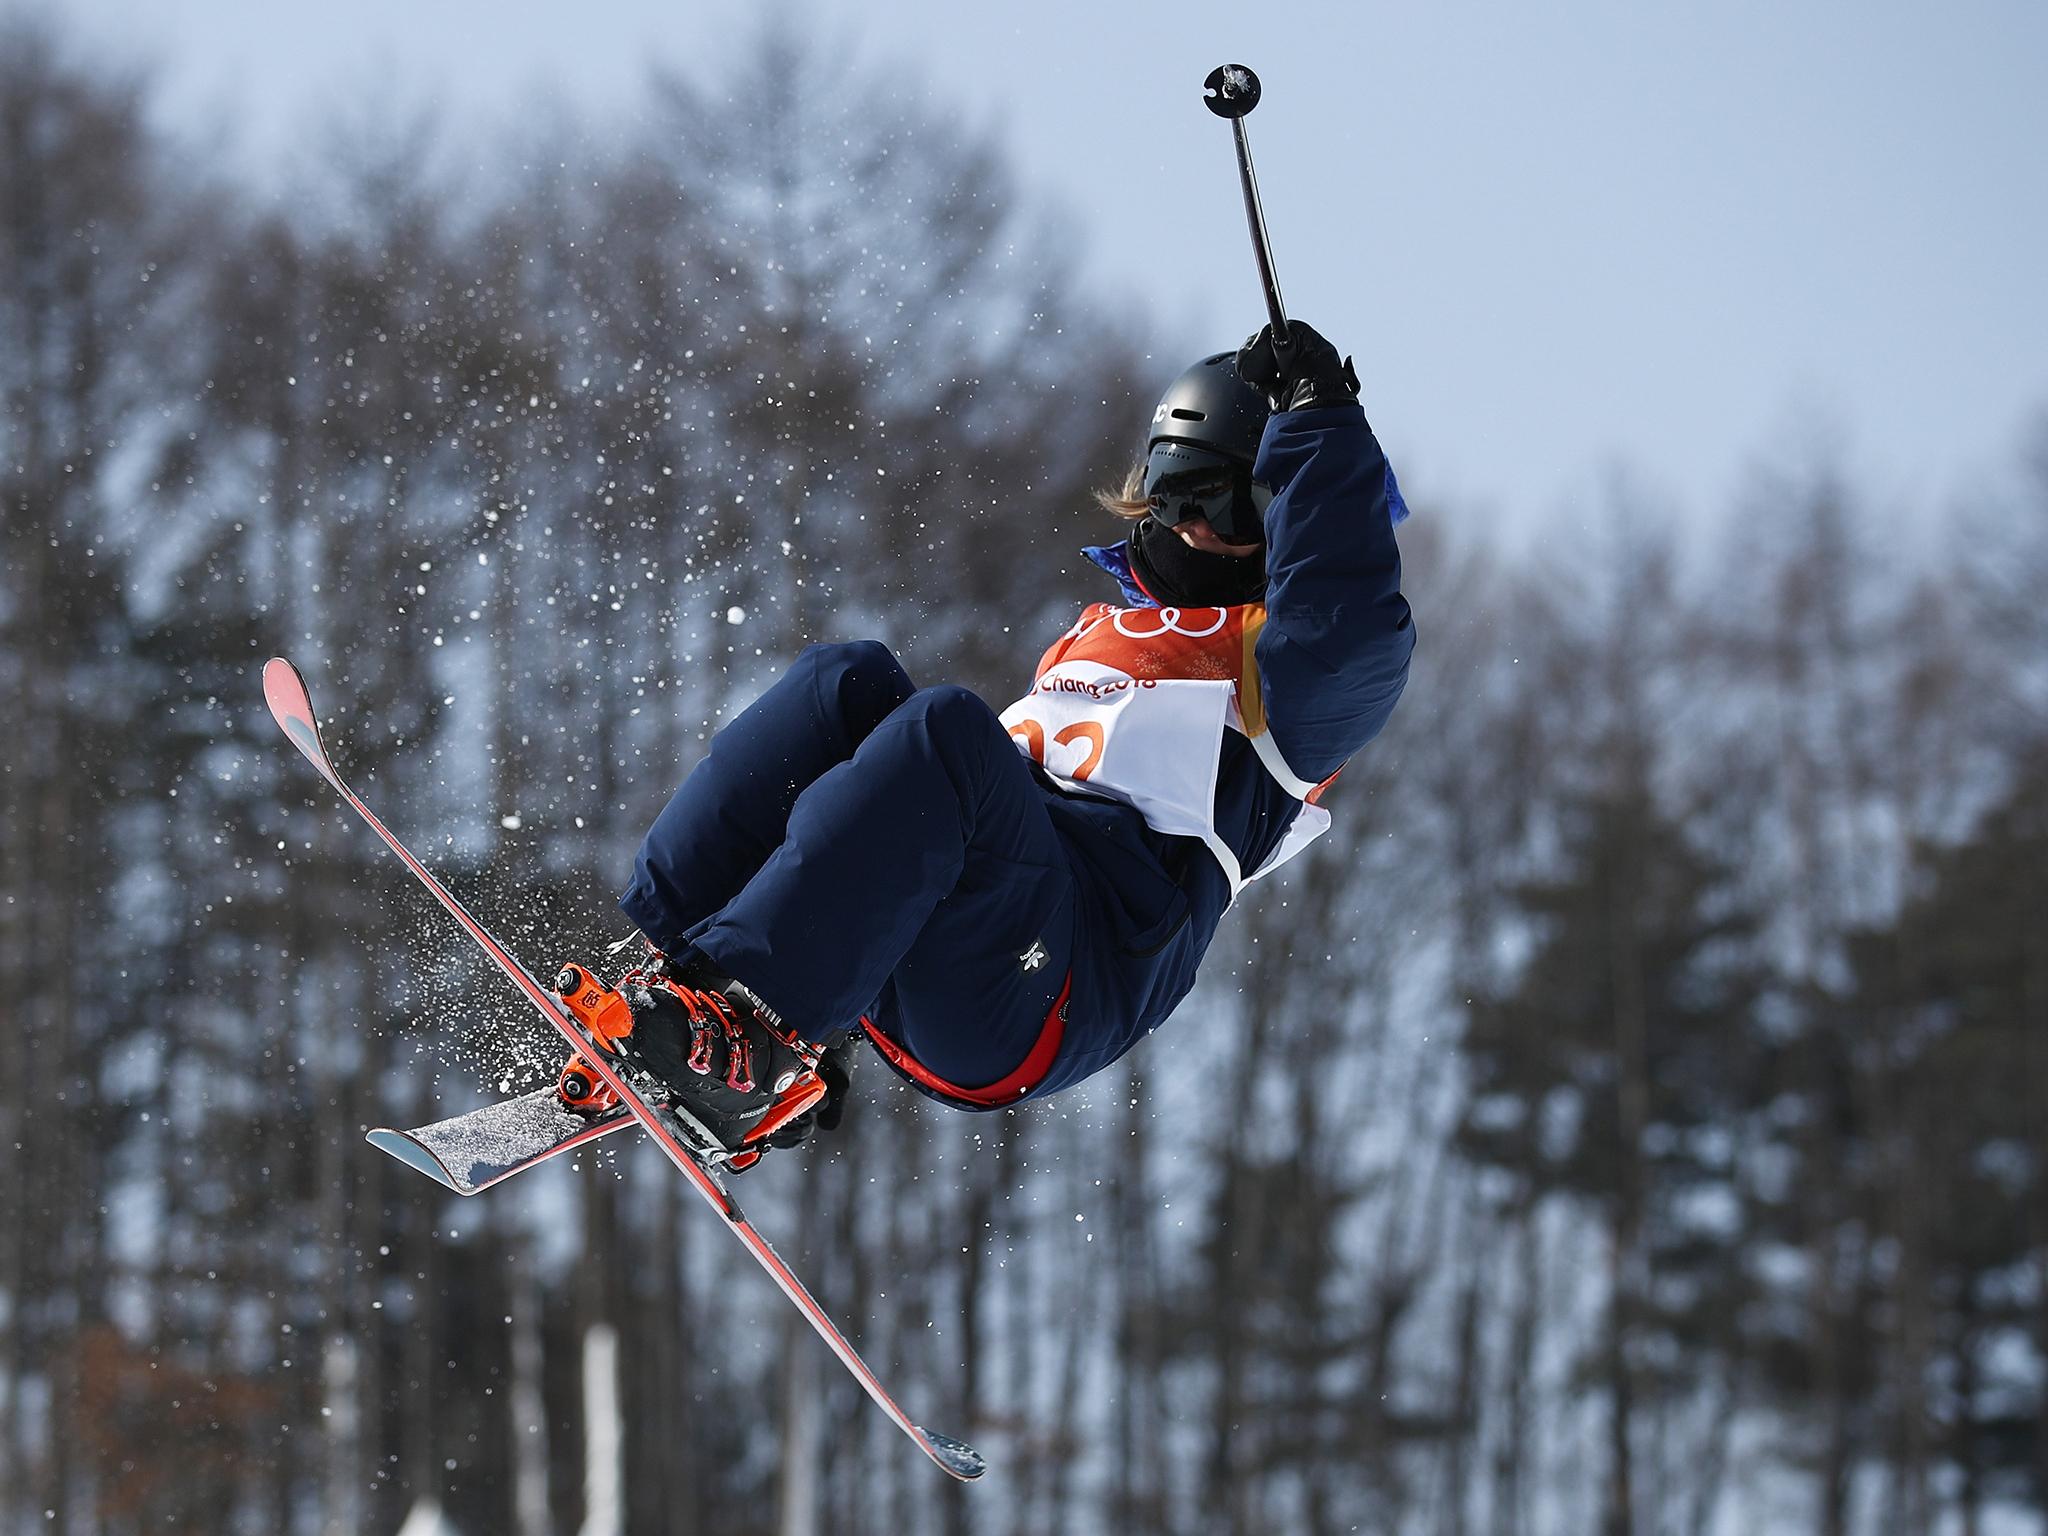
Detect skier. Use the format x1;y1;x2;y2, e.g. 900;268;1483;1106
581;320;1415;1165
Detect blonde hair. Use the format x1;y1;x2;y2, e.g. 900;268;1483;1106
1093;460;1150;522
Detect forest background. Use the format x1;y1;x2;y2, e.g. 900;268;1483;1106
5;14;2048;1536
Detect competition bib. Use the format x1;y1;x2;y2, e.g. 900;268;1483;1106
997;602;1333;893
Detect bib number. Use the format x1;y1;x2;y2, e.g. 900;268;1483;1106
1007;717;1105;782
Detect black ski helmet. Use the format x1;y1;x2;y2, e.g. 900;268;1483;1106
1141;351;1272;543
1147;350;1270;466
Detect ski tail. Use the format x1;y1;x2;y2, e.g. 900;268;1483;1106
262;657;985;1482
367;1087;636;1196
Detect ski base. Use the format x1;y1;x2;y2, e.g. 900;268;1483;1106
368;1086;635;1196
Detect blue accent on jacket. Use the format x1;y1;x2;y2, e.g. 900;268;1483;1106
1080;540;1152;607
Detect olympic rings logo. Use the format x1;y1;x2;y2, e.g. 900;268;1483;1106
1065;604;1229;644
1115;606;1228;640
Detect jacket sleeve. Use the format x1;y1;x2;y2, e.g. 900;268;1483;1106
1251;403;1416;785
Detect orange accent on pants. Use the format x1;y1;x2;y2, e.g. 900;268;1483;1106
860;971;1072;1108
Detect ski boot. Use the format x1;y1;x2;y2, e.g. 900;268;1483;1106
553;954;828;1170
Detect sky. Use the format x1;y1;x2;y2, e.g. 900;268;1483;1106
25;0;2048;546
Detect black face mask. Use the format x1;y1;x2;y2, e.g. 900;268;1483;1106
1127;517;1267;609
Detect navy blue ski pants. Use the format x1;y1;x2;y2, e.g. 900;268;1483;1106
619;641;1090;1094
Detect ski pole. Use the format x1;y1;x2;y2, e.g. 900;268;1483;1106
1203;63;1289;346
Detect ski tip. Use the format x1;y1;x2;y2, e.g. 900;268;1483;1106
263;656;336;780
262;655;306;704
918;1430;986;1481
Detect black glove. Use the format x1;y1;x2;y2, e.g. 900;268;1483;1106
813;1040;854;1132
1234;320;1361;414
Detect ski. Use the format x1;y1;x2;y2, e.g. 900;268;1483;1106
368;1086;635;1197
263;656;986;1482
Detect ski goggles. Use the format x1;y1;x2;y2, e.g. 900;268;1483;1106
1142;441;1272;544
